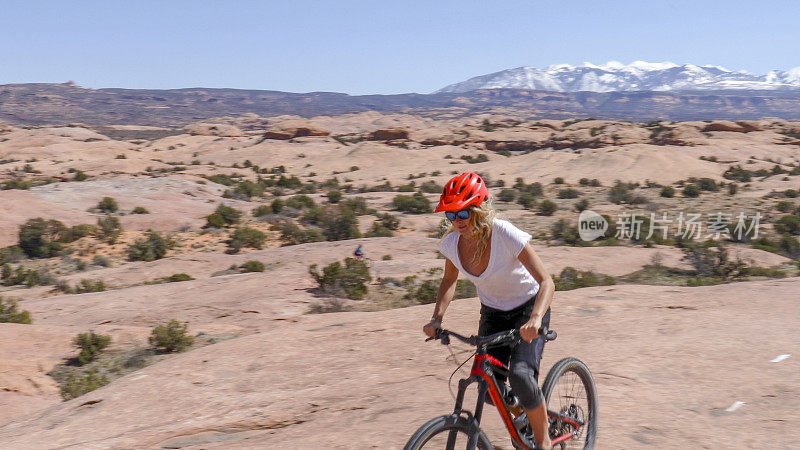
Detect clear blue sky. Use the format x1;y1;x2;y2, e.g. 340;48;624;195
2;0;798;94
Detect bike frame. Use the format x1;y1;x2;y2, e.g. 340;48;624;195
448;350;583;450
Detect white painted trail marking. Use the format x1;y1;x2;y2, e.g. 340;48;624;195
725;401;745;412
770;354;790;363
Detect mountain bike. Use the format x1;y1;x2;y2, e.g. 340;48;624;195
404;327;598;449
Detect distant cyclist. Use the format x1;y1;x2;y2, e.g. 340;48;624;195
354;244;364;261
422;172;556;449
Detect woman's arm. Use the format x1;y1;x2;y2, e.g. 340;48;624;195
423;258;459;337
517;242;556;342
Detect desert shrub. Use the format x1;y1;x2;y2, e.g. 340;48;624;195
127;231;170;261
682;184;700;198
252;204;272;217
774;215;800;235
776;201;796;213
722;165;752;182
228;227;267;252
271;198;284;213
497;189;517;202
550;219;585;245
579;178;590;186
574;198;590;212
419;180;441;194
60;369;109;400
96;215;123;244
166;273;194;282
205;204;242;228
516;192;537;209
608;182;634;204
131;206;150;214
74;279;106;293
240;260;265;272
728;183;738;195
1;178;32;190
461;154;489;164
307;297;350;314
308;257;371;299
341;197;370;216
681;242;747;280
149;319;194;353
408;278;477;304
553;177;565;184
92;255;111;267
382;254;393;260
0;296;32;324
557;188;579;199
73;170;87;181
233;180;264;199
660;186;675;198
317;205;360;241
326;190;342;203
19;218;67;258
285;194;316;210
393;192;432;214
2;265;50;287
97;197;119;213
513;178;544;197
365;222;393;237
784;189;799;198
279;223;324;246
538;199;557;216
553;267;616;291
0;246;24;264
73;331;111;365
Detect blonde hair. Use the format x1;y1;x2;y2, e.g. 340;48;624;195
442;201;497;263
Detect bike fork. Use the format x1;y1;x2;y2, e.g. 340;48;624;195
447;376;487;450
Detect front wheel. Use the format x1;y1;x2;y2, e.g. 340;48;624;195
404;414;493;450
541;357;598;449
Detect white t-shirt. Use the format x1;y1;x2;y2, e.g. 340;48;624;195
440;218;539;311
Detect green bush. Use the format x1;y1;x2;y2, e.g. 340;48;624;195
285;194;316;210
73;170;88;181
728;183;738;195
19;218;66;258
407;278;476;304
553;267;616;291
97;197;119;213
0;246;24;265
252;204;272;217
776;201;795;213
73;332;111;365
2;265;49;287
131;206;150;214
0;296;32;324
682;184;701;198
74;279;106;293
271;198;284;213
149;319;194;353
557;188;579;199
319;205;360;241
550;219;584;245
608;183;634;204
326;190;342;203
60;369;108;400
660;186;675;198
127;231;170;261
681;242;747;280
419;180;442;194
460;154;489;164
240;260;265;272
228;227;267;252
517;192;537;209
393;192;432;214
574;198;590;212
497;189;517;202
538;199;557;216
166;273;194;282
97;215;123;244
205;204;242;228
553;177;565;184
308;257;371;299
774;215;800;235
279;223;325;246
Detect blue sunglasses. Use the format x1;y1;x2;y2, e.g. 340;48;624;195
445;209;471;221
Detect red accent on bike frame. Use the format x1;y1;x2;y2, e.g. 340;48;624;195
471;355;531;449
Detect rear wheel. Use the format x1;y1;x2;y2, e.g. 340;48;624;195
541;358;598;449
404;414;493;450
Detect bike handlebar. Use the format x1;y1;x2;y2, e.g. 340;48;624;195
426;326;557;346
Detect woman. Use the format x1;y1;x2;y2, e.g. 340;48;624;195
422;172;556;449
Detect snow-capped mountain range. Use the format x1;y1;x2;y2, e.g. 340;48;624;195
436;61;800;93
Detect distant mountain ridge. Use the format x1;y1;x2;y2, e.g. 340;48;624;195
2;82;800;127
437;61;800;93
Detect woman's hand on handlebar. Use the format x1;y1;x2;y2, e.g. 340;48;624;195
520;314;543;343
423;319;441;338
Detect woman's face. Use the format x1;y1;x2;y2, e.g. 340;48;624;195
450;212;474;236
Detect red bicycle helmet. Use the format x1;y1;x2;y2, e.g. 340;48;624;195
434;172;489;212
